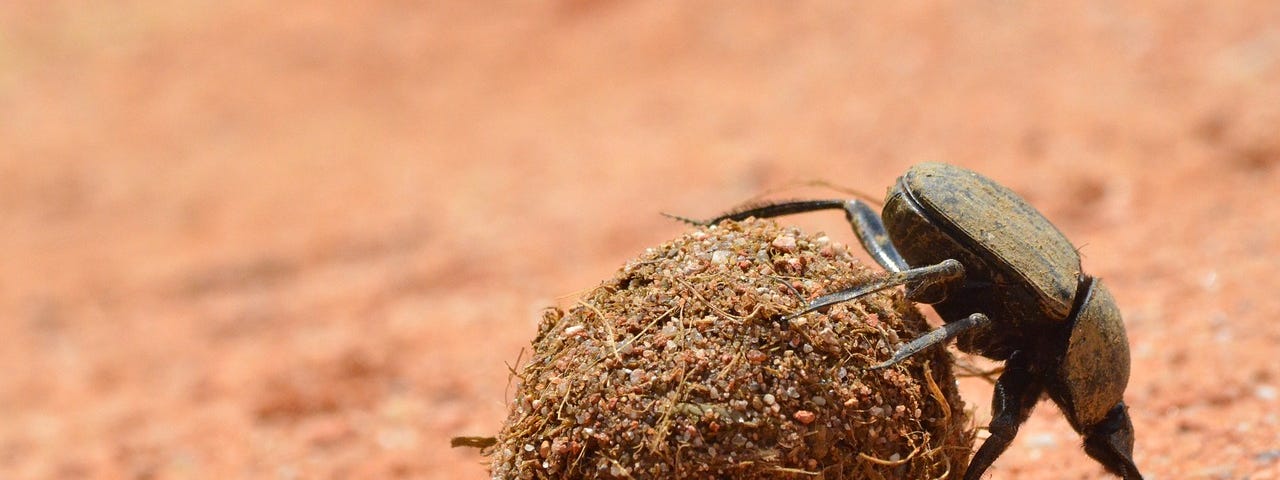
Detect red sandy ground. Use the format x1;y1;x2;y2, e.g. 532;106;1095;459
2;1;1278;479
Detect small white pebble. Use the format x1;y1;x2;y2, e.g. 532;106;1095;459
1026;433;1057;448
564;325;584;335
680;260;705;274
764;394;776;405
711;249;732;264
1201;271;1218;290
1256;385;1277;401
524;444;535;452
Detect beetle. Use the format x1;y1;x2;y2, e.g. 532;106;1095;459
678;163;1142;480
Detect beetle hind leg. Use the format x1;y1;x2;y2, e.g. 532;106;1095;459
672;198;911;272
964;351;1043;480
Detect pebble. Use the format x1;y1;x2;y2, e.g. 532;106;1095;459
772;235;798;252
1255;385;1277;401
794;410;817;424
711;249;732;264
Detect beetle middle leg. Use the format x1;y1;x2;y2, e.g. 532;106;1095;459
785;258;965;320
680;198;988;368
871;313;990;369
788;259;992;368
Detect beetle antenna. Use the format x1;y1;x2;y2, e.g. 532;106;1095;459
739;179;883;207
659;212;708;226
1074;242;1090;258
795;180;884;206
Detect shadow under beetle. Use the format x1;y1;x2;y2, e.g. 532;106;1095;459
680;163;1142;480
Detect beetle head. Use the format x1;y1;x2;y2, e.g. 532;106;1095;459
1082;402;1141;478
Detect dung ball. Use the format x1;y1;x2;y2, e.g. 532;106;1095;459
490;218;973;479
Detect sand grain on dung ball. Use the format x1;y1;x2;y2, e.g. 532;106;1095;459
491;219;973;479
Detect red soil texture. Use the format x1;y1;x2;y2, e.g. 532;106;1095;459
2;1;1278;479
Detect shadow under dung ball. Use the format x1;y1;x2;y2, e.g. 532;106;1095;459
491;219;973;479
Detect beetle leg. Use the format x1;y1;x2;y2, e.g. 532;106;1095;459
870;313;990;369
840;199;910;272
785;259;964;321
964;351;1043;480
1082;402;1144;480
669;199;848;226
671;199;910;272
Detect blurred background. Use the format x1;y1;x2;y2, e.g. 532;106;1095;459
2;1;1278;478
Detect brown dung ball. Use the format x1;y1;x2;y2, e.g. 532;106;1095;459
490;218;973;479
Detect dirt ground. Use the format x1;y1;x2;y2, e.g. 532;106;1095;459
2;1;1278;479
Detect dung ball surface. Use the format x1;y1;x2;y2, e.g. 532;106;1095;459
491;219;973;479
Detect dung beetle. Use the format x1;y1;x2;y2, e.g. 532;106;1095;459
680;163;1142;480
